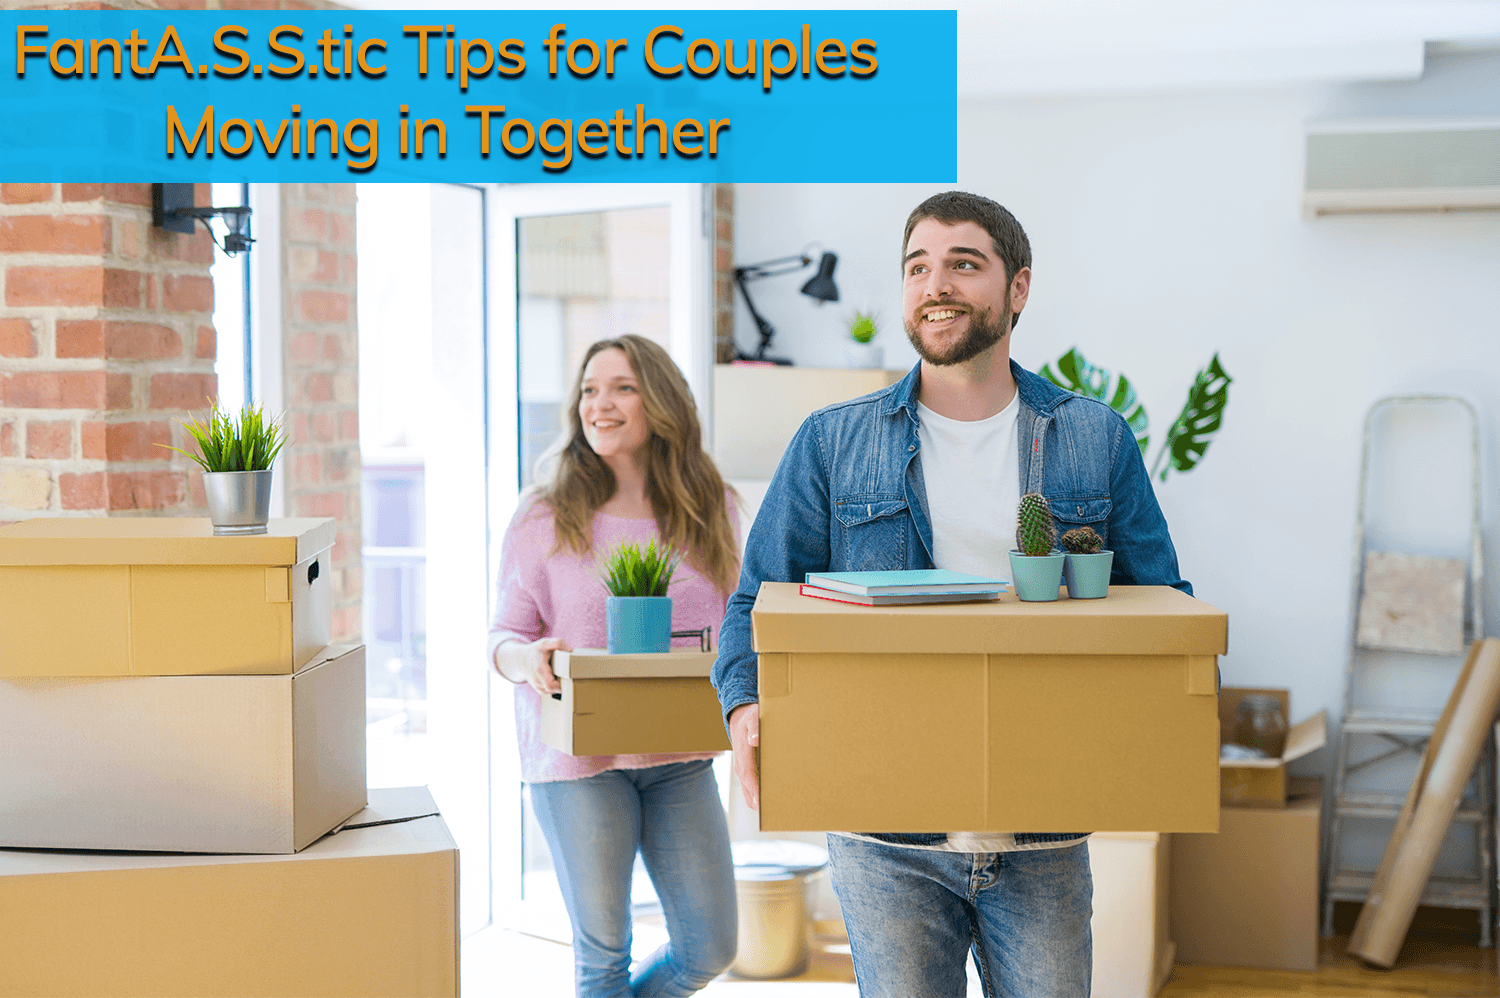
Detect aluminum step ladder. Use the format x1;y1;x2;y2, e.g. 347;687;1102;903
1320;395;1494;947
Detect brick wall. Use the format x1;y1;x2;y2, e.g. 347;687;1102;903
714;184;736;363
0;183;217;520
281;184;361;642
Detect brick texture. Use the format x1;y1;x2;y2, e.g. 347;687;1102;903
281;184;362;643
1;178;215;520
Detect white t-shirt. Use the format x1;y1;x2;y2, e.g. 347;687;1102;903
847;394;1084;854
917;397;1021;580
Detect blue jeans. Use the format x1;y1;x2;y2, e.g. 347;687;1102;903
827;835;1093;998
530;760;738;997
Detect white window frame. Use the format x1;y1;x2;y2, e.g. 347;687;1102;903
483;182;713;925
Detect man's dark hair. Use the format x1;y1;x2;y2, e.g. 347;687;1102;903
903;191;1032;329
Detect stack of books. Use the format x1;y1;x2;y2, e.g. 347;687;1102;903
799;569;1008;606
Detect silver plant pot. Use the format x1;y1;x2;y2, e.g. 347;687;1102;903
203;470;274;536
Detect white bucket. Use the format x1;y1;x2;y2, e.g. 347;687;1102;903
730;839;829;980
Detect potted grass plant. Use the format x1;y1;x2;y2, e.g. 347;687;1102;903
844;310;884;369
165;401;288;536
1060;526;1114;600
1008;492;1065;602
599;540;684;654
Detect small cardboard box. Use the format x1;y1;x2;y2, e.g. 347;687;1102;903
1218;687;1327;807
0;786;458;998
543;648;731;755
1090;831;1173;998
0;644;367;854
751;583;1227;832
1172;777;1323;972
0;517;335;676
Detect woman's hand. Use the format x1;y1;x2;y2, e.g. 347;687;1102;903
494;637;573;696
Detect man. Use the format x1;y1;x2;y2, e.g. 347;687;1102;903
712;191;1191;997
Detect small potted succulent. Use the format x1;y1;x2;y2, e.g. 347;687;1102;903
599;539;683;654
165;401;288;536
844;310;884;369
1060;526;1114;600
1008;493;1065;602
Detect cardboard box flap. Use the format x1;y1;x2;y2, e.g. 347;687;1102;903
0;788;453;877
0;517;335;566
751;582;1227;656
1217;690;1327;768
297;642;360;676
339;786;440;829
554;648;718;679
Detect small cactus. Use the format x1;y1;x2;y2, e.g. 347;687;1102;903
1015;493;1056;557
1060;526;1103;555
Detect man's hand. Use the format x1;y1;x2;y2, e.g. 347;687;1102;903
729;702;760;811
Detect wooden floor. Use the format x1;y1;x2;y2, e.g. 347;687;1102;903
1162;935;1498;997
465;909;1500;997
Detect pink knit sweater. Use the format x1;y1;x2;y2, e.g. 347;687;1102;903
488;494;736;783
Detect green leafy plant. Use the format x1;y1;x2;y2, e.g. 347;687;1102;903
599;540;684;598
1015;493;1056;557
163;401;288;473
1060;526;1104;555
1040;347;1232;482
849;310;878;344
1151;353;1231;482
1039;348;1148;456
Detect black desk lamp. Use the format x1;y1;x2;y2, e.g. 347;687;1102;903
734;250;839;364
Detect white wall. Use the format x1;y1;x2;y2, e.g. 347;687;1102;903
731;50;1500;779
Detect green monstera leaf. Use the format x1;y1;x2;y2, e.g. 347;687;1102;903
1039;347;1149;456
1151;353;1232;482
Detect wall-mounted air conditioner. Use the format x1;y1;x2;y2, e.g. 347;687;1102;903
1302;119;1500;218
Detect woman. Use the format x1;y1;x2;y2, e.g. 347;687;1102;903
489;335;740;997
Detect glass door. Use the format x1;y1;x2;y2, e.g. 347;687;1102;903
486;184;712;936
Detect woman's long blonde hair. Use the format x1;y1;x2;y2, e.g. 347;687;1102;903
535;335;740;595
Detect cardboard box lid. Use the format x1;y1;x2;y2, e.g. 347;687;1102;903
751;582;1227;656
554;648;717;679
0;517;335;566
1218;687;1328;768
0;788;452;878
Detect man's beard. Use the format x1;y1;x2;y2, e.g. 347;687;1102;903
904;300;1011;367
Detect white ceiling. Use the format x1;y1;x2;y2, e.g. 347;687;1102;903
340;0;1500;97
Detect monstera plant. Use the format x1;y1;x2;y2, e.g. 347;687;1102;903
1040;348;1231;482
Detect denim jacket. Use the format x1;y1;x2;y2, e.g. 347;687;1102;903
712;360;1191;843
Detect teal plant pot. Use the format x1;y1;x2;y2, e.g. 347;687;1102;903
1007;551;1065;602
1063;550;1114;599
606;596;673;654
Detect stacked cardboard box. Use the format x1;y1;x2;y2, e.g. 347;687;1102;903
0;786;459;998
1171;686;1328;973
0;518;458;996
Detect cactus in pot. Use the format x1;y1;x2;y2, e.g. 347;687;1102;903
1015;493;1057;557
1009;493;1065;601
1060;526;1103;555
1060;525;1113;599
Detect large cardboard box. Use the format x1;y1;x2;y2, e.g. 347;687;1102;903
1091;831;1173;998
0;644;367;853
543;648;731;755
1171;778;1323;972
0;517;334;676
1218;687;1327;807
0;786;458;998
751;582;1227;832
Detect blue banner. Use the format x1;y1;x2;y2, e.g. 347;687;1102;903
0;9;956;182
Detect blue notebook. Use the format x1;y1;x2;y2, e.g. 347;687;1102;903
804;569;1007;596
